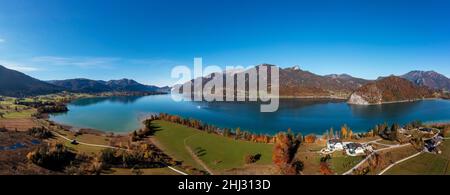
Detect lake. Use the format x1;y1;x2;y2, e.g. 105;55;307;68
50;95;450;135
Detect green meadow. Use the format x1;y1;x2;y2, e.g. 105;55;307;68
386;140;450;175
152;120;273;173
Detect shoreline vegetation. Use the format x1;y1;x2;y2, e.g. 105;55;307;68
347;97;444;105
182;93;448;102
1;92;450;175
40;93;449;139
3;91;449;139
186;93;349;100
177;93;449;105
135;113;437;147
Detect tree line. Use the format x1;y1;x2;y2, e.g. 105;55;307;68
15;99;69;114
150;113;276;144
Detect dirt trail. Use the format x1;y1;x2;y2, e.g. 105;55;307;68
183;134;215;175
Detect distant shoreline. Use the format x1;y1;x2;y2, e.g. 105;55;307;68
45;92;167;136
276;95;348;100
46;95;449;136
348;97;444;106
47;119;130;136
181;93;349;101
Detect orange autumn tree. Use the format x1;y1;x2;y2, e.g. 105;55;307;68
341;125;348;139
340;124;354;139
272;133;290;169
319;162;333;175
348;129;353;139
272;132;303;175
304;134;316;143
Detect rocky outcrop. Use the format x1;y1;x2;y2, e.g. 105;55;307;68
348;76;436;105
348;93;369;105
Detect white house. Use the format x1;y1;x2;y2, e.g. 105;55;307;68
327;139;344;151
345;142;365;156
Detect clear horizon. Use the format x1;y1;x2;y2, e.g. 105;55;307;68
1;0;450;86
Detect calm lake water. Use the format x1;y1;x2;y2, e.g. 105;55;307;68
50;95;450;135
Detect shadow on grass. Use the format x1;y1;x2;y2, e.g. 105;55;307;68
194;147;207;157
146;123;163;136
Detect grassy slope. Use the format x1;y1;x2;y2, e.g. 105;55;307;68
108;168;179;175
0;99;36;119
152;120;204;170
50;129;110;155
152;120;273;173
185;131;273;171
3;109;36;119
329;152;364;174
386;140;450;175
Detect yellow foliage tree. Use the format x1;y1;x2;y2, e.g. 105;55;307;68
341;125;348;139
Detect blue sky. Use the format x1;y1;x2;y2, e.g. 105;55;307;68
0;0;449;86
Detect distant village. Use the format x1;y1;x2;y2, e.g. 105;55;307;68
322;125;444;157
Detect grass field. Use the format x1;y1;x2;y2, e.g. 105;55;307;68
294;142;325;175
47;126;113;155
2;109;36;119
0;98;37;119
1;98;38;130
364;145;418;175
58;130;111;146
152;120;273;174
329;152;364;174
376;139;399;145
50;133;107;155
62;139;106;154
152;120;204;170
386;140;450;175
185;130;273;171
108;167;180;175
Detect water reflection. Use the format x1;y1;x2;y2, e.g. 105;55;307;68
349;101;421;118
190;98;345;112
51;95;450;134
71;96;145;106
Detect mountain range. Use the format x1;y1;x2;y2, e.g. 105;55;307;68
401;70;450;91
180;64;370;98
0;65;64;97
1;64;449;104
48;78;169;94
179;64;449;104
278;65;369;97
0;65;169;97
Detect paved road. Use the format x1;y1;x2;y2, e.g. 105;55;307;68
51;130;188;175
377;133;448;175
343;131;446;175
342;142;411;175
378;151;423;175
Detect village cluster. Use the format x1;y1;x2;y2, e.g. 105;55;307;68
321;126;444;157
322;139;372;156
